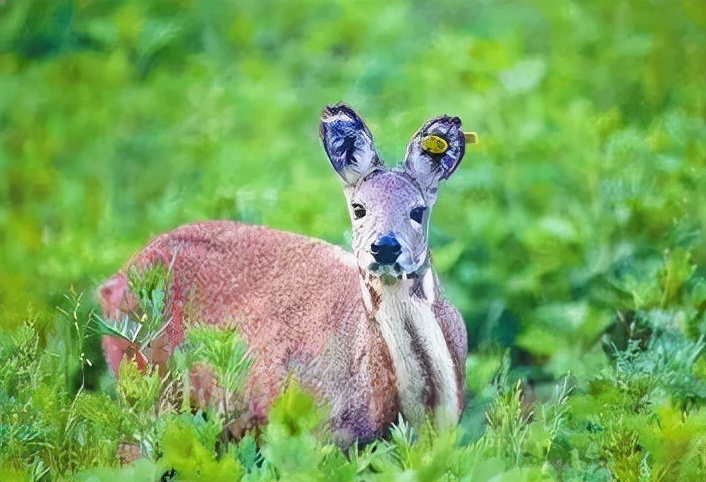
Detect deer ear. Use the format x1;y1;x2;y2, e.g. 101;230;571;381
320;103;382;185
403;115;465;196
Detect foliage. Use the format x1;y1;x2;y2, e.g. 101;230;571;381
4;302;706;480
94;264;171;351
1;0;705;480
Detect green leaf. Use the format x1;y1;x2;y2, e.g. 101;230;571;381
75;458;164;482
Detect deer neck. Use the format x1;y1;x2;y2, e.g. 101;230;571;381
359;267;459;429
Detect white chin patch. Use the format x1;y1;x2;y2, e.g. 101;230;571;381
366;262;405;285
357;252;418;282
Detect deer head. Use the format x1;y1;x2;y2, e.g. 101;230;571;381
320;103;466;286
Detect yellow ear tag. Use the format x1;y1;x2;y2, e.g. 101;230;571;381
421;135;448;154
464;132;479;144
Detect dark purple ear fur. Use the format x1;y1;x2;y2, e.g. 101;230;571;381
403;115;466;195
320;103;382;185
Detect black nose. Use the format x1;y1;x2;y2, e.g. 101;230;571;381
371;235;402;265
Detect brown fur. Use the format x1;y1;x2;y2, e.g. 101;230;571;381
102;221;405;445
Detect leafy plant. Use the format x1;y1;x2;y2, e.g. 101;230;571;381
93;264;171;353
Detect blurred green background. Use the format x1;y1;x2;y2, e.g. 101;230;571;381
1;0;705;382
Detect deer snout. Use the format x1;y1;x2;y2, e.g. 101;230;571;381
370;234;402;265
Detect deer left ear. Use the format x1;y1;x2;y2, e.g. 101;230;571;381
403;115;465;196
320;103;382;186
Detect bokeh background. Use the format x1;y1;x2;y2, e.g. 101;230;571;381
1;0;705;386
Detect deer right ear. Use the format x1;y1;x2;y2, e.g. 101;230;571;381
320;103;382;185
403;115;465;198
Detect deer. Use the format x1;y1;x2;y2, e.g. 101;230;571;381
98;103;469;448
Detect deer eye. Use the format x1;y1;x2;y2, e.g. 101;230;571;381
352;203;366;219
410;206;426;224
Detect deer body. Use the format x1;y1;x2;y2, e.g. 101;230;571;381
100;104;469;447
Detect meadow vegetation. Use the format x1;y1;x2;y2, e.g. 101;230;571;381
1;0;705;480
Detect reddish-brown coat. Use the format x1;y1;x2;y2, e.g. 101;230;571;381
101;220;404;444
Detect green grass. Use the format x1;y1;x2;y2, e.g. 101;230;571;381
1;0;705;480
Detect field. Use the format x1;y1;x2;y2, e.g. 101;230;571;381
1;0;705;480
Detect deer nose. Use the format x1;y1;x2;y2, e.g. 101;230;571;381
370;235;402;265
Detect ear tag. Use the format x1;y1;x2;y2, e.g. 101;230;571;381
421;135;448;154
422;132;479;155
464;132;479;144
